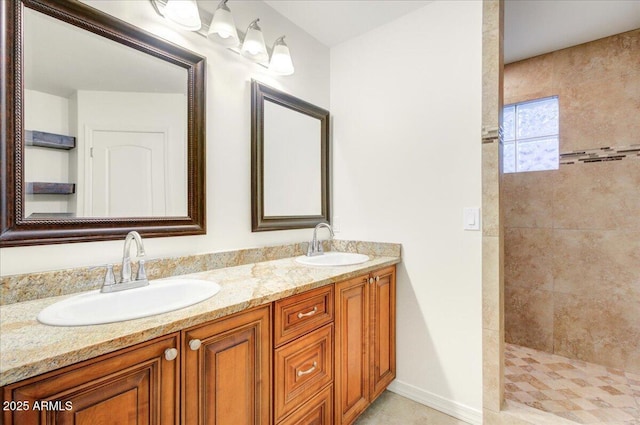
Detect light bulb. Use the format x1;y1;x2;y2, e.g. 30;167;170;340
164;0;201;31
208;0;239;47
269;36;294;75
241;19;268;63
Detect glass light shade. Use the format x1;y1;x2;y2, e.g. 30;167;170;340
269;38;294;75
241;19;268;63
207;1;239;47
164;0;201;31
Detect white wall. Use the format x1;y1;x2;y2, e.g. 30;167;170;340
0;0;329;275
330;1;483;421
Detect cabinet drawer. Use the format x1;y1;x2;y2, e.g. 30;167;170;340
274;324;333;422
278;385;333;425
274;285;334;347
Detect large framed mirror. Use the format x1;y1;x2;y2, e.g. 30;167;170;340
251;80;330;231
1;0;206;246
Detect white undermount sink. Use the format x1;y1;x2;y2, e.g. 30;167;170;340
37;278;221;326
295;252;369;267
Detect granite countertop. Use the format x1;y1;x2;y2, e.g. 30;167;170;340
0;254;400;387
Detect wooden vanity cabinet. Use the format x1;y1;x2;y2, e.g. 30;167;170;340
1;264;396;425
1;333;180;425
335;266;396;425
182;305;272;425
273;285;334;425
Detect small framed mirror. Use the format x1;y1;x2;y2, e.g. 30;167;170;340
251;81;330;231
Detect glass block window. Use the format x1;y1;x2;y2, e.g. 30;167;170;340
503;96;559;173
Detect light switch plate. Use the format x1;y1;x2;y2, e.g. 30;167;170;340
463;207;481;231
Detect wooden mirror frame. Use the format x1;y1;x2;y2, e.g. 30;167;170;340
251;80;330;232
0;0;206;247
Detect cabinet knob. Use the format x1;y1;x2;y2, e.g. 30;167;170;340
369;277;374;284
297;361;318;377
375;276;380;283
164;348;178;361
297;306;318;319
189;339;202;351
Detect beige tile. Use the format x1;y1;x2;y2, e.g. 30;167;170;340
504;343;640;424
504;54;555;105
482;0;500;34
354;392;469;425
502;170;555;229
501;401;581;424
553;161;640;230
483;142;501;237
552;229;640;299
505;227;554;291
483;27;502;128
484;328;504;411
558;73;640;152
554;293;640;374
483;237;502;331
505;285;554;352
552;29;640;88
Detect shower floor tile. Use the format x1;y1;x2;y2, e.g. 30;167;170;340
505;343;640;424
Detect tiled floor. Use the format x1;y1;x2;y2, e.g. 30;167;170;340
505;343;640;424
353;391;469;425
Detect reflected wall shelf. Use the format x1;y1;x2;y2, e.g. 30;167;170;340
26;182;76;195
27;212;76;219
25;130;76;150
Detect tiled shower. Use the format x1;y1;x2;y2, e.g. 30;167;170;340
502;29;640;423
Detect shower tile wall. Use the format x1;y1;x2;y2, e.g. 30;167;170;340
503;29;640;374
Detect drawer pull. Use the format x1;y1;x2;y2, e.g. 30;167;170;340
297;306;318;319
164;348;178;361
297;361;317;377
189;339;202;351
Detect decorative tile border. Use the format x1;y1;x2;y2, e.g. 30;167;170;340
560;144;640;165
0;240;401;305
482;126;501;144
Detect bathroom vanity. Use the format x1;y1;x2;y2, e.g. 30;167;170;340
1;256;397;425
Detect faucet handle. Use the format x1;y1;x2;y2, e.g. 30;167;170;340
136;259;148;281
103;264;116;287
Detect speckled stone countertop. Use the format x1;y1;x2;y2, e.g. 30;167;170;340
0;254;400;387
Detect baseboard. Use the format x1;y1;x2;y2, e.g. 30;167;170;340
387;380;483;425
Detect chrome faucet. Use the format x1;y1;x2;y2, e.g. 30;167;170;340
101;231;149;293
306;223;334;257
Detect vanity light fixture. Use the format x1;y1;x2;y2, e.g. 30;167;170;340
207;0;239;47
241;19;269;63
269;36;295;76
163;0;202;31
150;0;295;75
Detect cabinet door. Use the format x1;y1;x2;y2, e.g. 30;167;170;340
335;275;370;425
370;266;396;401
2;334;180;425
183;306;271;425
